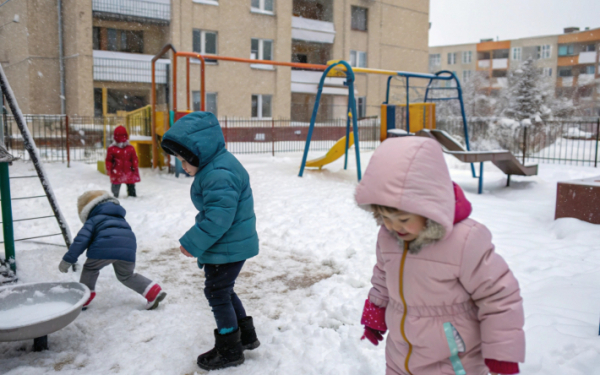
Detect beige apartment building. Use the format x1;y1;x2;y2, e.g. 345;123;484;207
0;0;430;120
429;27;600;116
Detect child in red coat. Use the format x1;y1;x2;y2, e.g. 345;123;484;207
106;125;141;198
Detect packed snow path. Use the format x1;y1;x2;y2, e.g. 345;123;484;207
1;153;599;374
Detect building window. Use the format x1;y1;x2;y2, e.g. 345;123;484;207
462;51;472;64
429;54;441;68
93;27;144;53
542;67;552;77
538;45;551;59
511;47;521;61
252;94;272;118
558;67;572;77
350;50;367;68
462;70;472;82
251;38;273;60
193;30;218;55
193;91;218;116
583;44;596;52
357;97;366;118
351;6;367;31
558;44;574;56
447;52;456;65
583;65;596;75
251;0;274;13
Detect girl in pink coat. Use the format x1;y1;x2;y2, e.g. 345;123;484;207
355;137;525;375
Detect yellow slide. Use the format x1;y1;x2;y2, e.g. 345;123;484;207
305;132;355;169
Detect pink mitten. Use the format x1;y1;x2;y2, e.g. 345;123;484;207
360;299;387;346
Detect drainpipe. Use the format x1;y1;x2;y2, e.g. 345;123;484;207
58;0;66;115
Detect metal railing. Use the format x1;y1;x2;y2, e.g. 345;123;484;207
93;56;169;84
437;118;600;167
92;0;171;23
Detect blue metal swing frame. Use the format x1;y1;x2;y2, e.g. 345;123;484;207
299;65;480;189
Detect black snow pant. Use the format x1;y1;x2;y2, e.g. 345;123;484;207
111;183;136;198
204;261;247;332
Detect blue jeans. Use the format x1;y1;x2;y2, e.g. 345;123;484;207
203;260;247;331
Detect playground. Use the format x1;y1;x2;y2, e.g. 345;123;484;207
1;47;600;375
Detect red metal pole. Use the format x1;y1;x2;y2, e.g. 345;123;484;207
272;118;275;156
65;115;70;167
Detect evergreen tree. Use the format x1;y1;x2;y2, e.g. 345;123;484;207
502;58;552;122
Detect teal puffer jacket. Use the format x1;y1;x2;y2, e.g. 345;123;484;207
162;112;259;267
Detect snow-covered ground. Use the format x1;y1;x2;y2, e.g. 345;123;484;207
1;151;600;374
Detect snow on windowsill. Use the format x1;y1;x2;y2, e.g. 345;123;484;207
251;8;274;16
251;64;275;71
193;0;218;6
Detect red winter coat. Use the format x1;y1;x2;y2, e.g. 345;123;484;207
105;126;141;185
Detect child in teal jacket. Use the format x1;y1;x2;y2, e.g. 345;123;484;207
161;112;259;371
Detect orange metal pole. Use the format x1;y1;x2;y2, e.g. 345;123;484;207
200;56;205;111
174;52;327;71
186;57;190;111
151;60;157;169
151;44;177;169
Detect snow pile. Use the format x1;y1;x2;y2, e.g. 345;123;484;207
0;302;73;329
0;154;599;374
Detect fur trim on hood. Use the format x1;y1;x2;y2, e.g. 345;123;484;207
359;204;446;254
77;190;119;223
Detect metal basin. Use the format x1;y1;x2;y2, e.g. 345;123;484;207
0;282;90;342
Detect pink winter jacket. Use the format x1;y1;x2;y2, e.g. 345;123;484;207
355;137;525;375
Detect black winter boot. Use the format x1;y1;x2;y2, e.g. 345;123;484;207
239;316;260;350
127;184;137;197
197;328;244;371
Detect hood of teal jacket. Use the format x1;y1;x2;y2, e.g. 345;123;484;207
162;112;225;168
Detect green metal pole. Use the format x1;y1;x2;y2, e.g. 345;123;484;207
0;162;15;272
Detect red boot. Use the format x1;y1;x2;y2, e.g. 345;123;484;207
82;291;96;311
144;283;166;310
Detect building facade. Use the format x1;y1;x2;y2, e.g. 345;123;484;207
429;27;600;116
0;0;430;120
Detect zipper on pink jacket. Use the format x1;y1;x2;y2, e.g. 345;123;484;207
399;241;414;375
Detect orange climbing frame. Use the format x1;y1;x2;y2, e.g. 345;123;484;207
150;44;329;168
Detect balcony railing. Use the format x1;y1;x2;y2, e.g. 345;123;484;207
92;0;170;23
492;58;508;69
291;16;336;44
93;50;169;84
291;70;350;95
579;51;597;64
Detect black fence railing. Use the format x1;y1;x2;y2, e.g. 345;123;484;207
5;114;599;168
437;118;600;167
4;115;379;164
220;117;380;155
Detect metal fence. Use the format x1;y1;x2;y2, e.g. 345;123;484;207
4;115;380;164
92;0;171;23
6;114;598;168
220;117;380;155
437;118;600;167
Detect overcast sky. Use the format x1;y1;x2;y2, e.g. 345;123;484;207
429;0;600;46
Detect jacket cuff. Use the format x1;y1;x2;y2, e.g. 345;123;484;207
179;225;207;258
367;294;388;309
485;359;519;374
361;299;387;332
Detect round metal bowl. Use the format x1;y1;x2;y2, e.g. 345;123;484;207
0;282;90;342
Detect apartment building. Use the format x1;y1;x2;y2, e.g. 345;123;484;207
429;27;600;116
0;0;430;120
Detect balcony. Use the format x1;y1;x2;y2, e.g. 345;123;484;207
92;0;171;24
578;74;596;85
292;17;335;44
291;70;354;95
93;50;169;84
477;60;490;69
579;51;597;64
492;58;508;69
